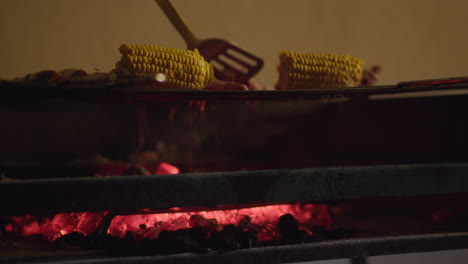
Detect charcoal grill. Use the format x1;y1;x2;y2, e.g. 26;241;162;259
1;79;468;263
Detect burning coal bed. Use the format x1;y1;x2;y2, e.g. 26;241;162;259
1;203;339;256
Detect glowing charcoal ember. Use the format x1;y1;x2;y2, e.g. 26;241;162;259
189;215;221;233
156;162;180;175
134;224;161;240
0;218;15;233
11;212;105;241
107;203;331;241
94;162;179;177
5;223;14;233
7;203;332;245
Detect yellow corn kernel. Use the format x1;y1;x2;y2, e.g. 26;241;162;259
115;44;214;89
277;50;364;90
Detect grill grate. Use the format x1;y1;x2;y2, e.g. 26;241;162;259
2;163;468;216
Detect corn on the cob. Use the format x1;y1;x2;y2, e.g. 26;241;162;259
276;50;364;90
114;44;214;89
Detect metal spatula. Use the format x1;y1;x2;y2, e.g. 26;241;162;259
155;0;263;84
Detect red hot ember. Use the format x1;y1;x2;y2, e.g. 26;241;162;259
109;204;332;241
10;212;106;241
6;204;332;243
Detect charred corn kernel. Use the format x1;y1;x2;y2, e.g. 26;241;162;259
115;44;214;89
277;50;364;90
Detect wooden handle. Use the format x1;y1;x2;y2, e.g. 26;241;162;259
155;0;200;48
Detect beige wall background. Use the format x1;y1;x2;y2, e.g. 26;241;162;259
1;0;468;87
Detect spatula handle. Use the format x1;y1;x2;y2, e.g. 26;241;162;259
155;0;200;49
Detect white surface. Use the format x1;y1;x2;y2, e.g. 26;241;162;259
369;249;468;264
286;249;468;264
